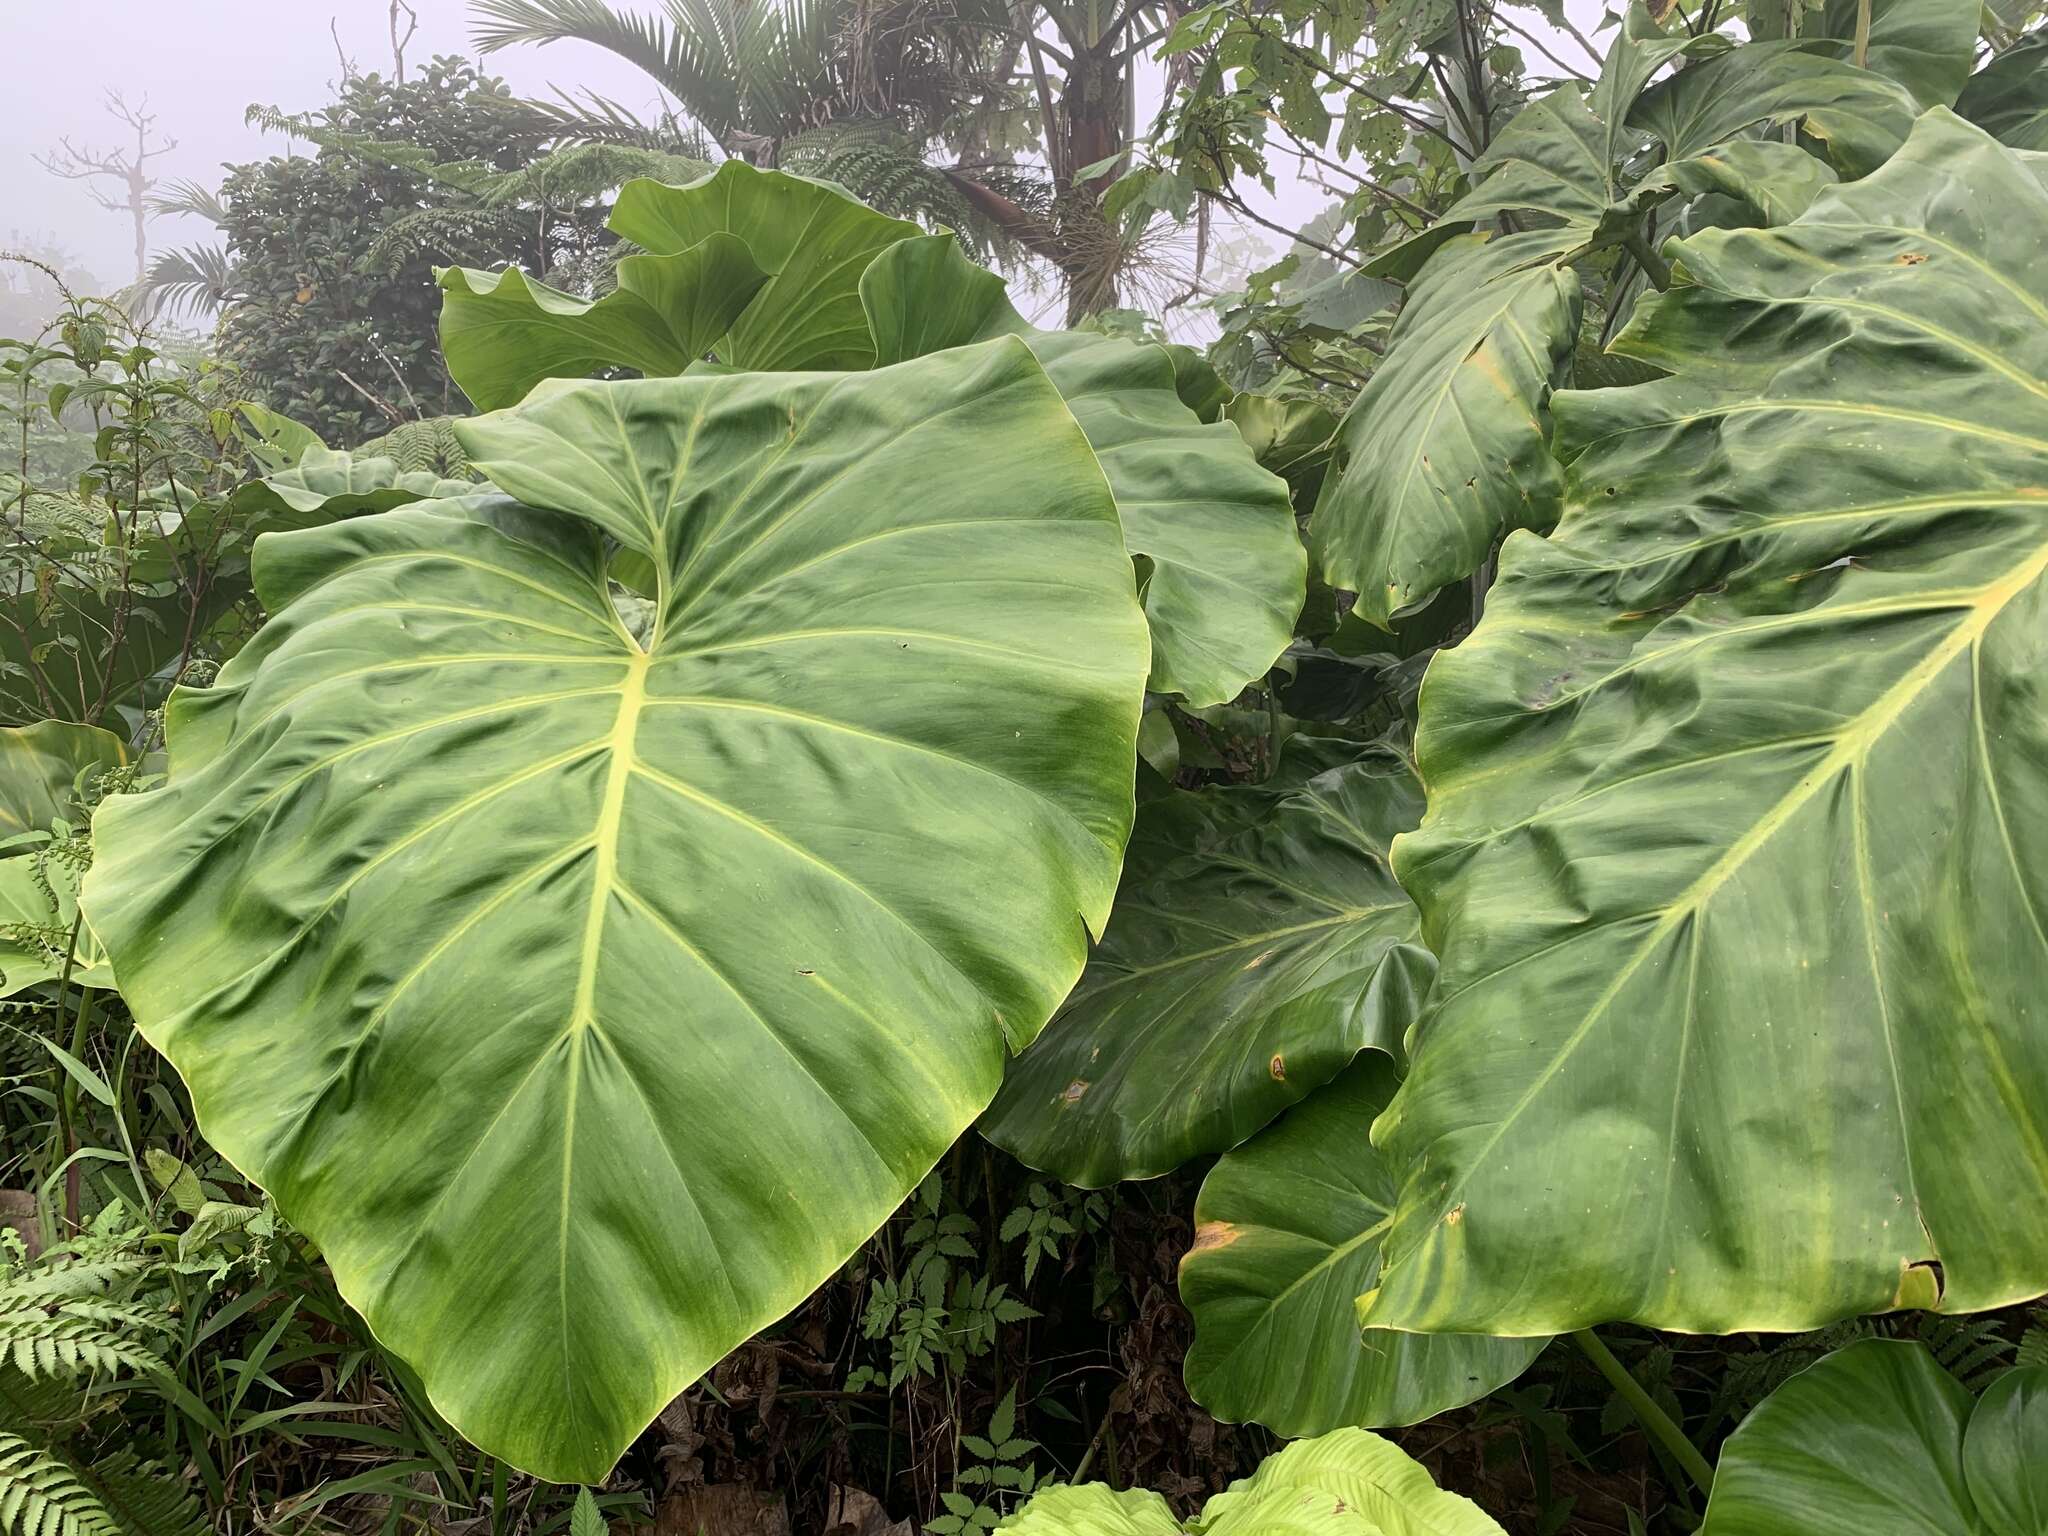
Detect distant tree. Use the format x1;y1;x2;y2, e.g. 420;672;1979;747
36;93;179;285
472;0;1179;320
212;57;614;446
0;238;103;339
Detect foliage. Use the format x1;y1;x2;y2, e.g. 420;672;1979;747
0;291;256;727
1362;107;2048;1339
82;348;1152;1480
1699;1340;2047;1533
996;1427;1506;1534
982;742;1433;1185
436;160;1304;706
213;58;612;446
928;1387;1038;1534
1177;1054;1544;1438
10;1;2048;1530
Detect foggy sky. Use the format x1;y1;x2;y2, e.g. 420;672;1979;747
2;1;687;287
2;0;1601;302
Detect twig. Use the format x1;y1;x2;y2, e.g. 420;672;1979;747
335;370;407;426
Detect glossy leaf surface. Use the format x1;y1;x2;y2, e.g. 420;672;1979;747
1363;111;2048;1340
997;1428;1505;1535
1180;1055;1543;1437
610;160;919;370
1311;229;1581;628
437;241;770;411
982;750;1431;1185
83;343;1149;1482
1700;1340;2048;1534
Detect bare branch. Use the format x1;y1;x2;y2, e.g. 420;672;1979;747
390;0;420;82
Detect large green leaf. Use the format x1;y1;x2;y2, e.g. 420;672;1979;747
609;161;920;371
81;342;1150;1482
1628;43;1921;175
1314;15;1675;628
1811;0;1980;108
441;202;1301;707
1225;394;1341;506
0;540;235;728
1315;8;1915;630
1699;1340;2048;1533
1957;31;2048;148
859;236;1303;703
1019;332;1303;705
223;449;478;535
1968;1365;2048;1536
1631;138;1842;227
0;852;114;997
1310;229;1582;628
0;723;128;840
437;242;770;411
1180;1054;1543;1437
1361;110;2048;1340
996;1428;1506;1535
981;749;1432;1185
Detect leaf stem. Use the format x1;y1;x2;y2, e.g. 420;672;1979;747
1572;1328;1714;1497
1623;230;1672;292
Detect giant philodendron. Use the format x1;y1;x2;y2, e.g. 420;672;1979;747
0;722;129;996
436;163;1302;708
981;746;1434;1186
1359;111;2048;1342
1957;30;2048;149
82;342;1151;1481
1311;0;1948;629
1178;1055;1544;1438
1699;1340;2047;1533
997;1428;1506;1536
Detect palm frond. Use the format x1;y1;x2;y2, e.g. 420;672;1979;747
143;179;229;227
128;246;238;321
472;0;748;143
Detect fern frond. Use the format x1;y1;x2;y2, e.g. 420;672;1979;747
0;1324;163;1384
0;1261;171;1385
1918;1313;2015;1391
0;1262;150;1305
0;1433;120;1536
355;419;477;478
68;1454;205;1536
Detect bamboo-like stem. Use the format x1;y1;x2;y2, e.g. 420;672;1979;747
1573;1329;1715;1497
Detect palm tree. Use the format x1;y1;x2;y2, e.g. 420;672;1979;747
470;0;1180;318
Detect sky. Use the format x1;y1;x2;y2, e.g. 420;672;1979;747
2;1;682;287
0;0;1604;305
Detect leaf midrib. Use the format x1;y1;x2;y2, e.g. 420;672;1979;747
1418;534;2048;1227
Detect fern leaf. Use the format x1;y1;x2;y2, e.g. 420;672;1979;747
0;1433;120;1536
69;1454;205;1536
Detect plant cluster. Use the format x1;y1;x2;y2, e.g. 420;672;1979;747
5;0;2048;1532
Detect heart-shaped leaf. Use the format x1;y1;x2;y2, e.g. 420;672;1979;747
982;748;1431;1185
1700;1340;2048;1534
1180;1055;1544;1437
1363;111;2048;1340
83;341;1149;1481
